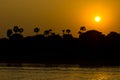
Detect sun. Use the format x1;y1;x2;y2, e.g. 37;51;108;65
95;16;101;22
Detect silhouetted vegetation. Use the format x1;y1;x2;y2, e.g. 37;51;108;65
34;27;40;35
0;26;120;67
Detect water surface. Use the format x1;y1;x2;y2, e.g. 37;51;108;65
0;66;120;80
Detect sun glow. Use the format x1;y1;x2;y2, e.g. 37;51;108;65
95;16;101;22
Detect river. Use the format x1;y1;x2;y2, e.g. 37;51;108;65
0;65;119;80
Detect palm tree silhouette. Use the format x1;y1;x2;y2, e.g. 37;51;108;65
62;30;65;35
44;30;49;37
19;28;24;34
51;32;55;36
7;29;13;38
13;26;19;33
49;29;52;36
66;29;71;34
78;31;82;35
34;27;40;35
80;26;86;33
78;26;86;38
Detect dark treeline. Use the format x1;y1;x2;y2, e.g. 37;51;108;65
0;26;120;67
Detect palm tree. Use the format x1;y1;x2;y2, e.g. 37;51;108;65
49;29;52;36
78;26;86;37
13;26;19;33
78;31;82;35
80;26;86;33
7;29;13;38
51;32;55;36
49;29;52;32
62;30;65;35
44;30;49;37
34;27;40;35
19;28;24;34
66;29;71;34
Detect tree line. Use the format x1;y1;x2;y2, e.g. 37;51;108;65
0;25;120;66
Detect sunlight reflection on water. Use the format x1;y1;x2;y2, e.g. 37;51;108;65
0;66;119;80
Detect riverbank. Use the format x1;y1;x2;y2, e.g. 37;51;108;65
0;63;119;68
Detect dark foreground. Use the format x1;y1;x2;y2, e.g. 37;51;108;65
0;29;120;67
0;48;119;67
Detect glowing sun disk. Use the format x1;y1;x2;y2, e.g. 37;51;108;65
95;16;101;22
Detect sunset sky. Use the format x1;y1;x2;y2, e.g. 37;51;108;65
0;0;120;38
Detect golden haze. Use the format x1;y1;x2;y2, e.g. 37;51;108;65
0;0;120;38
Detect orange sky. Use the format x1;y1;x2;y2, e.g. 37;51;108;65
0;0;120;38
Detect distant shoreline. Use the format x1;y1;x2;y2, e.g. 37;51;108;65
0;63;119;68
